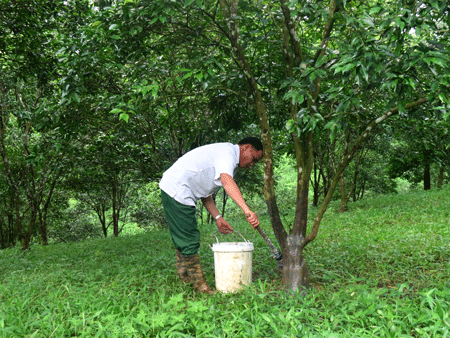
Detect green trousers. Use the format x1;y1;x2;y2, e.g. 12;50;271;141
160;190;200;256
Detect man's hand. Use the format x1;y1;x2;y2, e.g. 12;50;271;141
245;210;260;229
216;217;234;234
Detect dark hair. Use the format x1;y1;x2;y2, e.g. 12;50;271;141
238;137;263;152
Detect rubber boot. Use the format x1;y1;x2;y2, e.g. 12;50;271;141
186;254;215;294
176;251;214;294
175;250;191;283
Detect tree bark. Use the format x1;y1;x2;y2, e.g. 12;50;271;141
221;189;228;219
312;158;321;207
0;218;4;249
424;162;431;191
20;210;36;250
338;173;349;212
282;234;310;292
438;167;444;188
38;168;61;245
38;215;48;246
112;184;119;236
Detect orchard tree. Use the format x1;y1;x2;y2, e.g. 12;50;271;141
388;107;450;189
171;0;449;291
65;128;144;237
0;0;93;248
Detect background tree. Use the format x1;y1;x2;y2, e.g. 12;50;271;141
388;107;450;190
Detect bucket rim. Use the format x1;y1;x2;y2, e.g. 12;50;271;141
213;230;250;244
211;241;254;252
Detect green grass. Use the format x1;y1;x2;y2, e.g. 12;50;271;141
1;187;450;337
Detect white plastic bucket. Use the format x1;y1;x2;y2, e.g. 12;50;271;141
211;235;254;293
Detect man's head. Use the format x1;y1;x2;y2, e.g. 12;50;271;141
238;137;263;168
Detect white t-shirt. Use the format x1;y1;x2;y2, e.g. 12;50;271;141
159;143;240;206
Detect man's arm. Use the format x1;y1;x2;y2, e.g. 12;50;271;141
201;195;233;234
201;195;221;220
220;173;260;228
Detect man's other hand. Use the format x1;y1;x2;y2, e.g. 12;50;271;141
245;211;260;229
216;217;234;234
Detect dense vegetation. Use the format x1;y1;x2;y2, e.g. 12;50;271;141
1;186;449;337
1;0;449;290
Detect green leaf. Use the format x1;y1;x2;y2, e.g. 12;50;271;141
438;93;448;104
328;91;339;100
73;93;80;103
359;64;369;82
110;108;123;114
194;72;203;81
369;7;382;15
196;0;204;9
285;119;295;131
55;47;66;55
362;15;375;27
182;72;193;80
119;112;130;122
184;0;195;7
151;85;159;98
284;91;304;104
109;24;119;30
395;17;405;31
427;57;446;68
315;55;326;68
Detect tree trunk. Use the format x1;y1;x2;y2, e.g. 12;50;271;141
338;160;359;211
321;168;329;199
424;162;431;190
221;189;228;219
20;210;36;250
0;194;15;249
312;159;320;207
338;174;348;212
38;168;61;246
8;212;15;247
265;196;287;251
38;213;48;246
282;234;310;292
0;218;4;249
111;184;120;236
96;205;108;237
437;166;444;188
113;210;119;236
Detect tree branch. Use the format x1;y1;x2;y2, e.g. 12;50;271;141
306;96;428;244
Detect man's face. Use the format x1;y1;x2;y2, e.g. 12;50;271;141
239;144;263;168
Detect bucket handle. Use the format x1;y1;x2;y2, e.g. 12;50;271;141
213;230;249;244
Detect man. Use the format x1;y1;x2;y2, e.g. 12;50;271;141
159;137;263;293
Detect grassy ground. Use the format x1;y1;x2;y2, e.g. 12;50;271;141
1;187;449;337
